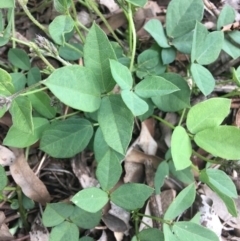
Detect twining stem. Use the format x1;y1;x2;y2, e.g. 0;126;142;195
20;87;48;96
16;186;29;230
17;0;48;35
70;0;87;43
137;213;172;225
178;108;186;126
51;111;80;121
192;150;219;164
126;3;137;72
86;0;124;48
152;114;175;129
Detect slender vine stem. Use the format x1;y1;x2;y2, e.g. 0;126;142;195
192;150;219;164
86;0;124;48
126;3;137;72
17;0;49;35
178;108;186;126
152;114;175;129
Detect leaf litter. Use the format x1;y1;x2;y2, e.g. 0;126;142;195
0;0;240;240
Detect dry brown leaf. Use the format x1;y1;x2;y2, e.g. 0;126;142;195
100;12;127;34
102;213;127;233
0;212;14;241
198;195;222;238
10;148;51;205
97;230;107;241
125;149;162;169
0;146;16;166
99;0;119;13
71;153;98;188
30;214;49;241
202;185;240;229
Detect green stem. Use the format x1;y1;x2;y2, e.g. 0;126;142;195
16;186;29;230
192;150;219;164
17;0;49;35
137;213;172;225
11;9;16;49
178;108;186;126
51;111;80;121
127;3;137;72
70;0;86;42
86;0;124;48
221;90;240;98
20;87;48;96
11;81;45;99
152;114;175;129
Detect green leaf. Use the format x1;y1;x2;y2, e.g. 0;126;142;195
79;237;94;241
228;31;240;45
144;19;169;48
42;203;74;227
94;127;124;163
49;222;79;241
161;47;176;65
44;65;101;112
163;224;180;241
9;96;33;133
98;95;134;154
168;160;194;184
121;90;148;116
40;118;93;158
152;73;190;112
110;183;154;211
84;23;117;93
137;99;155;122
217;5;235;30
171;126;192;170
53;0;71;13
200;169;237;198
154;161;169;194
222;38;240;59
212;190;238;217
190;63;215;96
125;0;147;7
134;75;179;98
109;59;133;90
8;48;31;70
71;187;108;213
172;31;193;54
96;156;122;191
0;0;14;8
27;67;41;86
0;165;7;191
59;43;83;60
3;117;49;148
138;228;164;241
187;98;231;134
173;221;219;241
10;73;26;92
194;126;240;160
0;68;14;95
49;15;74;45
22;194;35;210
137;48;159;70
191;22;223;65
28;91;57;119
166;0;204;38
164;183;196;220
69;206;101;229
